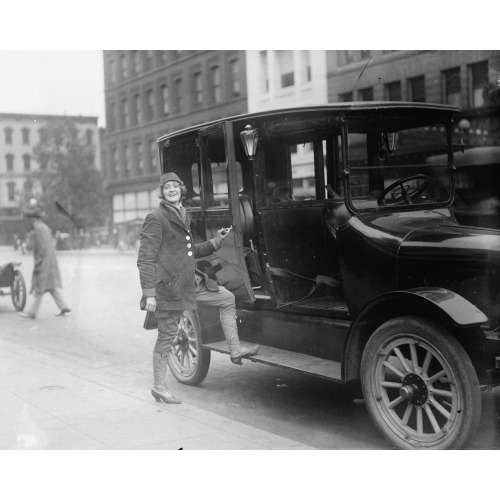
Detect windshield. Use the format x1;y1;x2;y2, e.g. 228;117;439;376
345;123;452;211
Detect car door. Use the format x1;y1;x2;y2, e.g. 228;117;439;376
198;121;255;303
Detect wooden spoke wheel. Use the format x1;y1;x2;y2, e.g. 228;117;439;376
167;310;210;385
361;316;481;449
10;270;26;311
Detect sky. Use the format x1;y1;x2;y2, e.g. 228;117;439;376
0;50;105;127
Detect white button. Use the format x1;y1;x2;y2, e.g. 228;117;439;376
188;251;193;256
186;235;190;240
187;243;192;248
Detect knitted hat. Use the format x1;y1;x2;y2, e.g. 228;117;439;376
159;172;184;185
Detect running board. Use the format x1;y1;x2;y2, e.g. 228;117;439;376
203;341;342;382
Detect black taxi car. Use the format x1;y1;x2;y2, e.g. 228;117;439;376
156;102;500;449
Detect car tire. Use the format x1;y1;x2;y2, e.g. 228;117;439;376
361;315;481;450
167;310;211;385
11;270;26;311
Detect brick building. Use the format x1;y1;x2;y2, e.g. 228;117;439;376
101;50;247;243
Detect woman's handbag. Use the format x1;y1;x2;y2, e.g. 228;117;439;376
143;310;158;330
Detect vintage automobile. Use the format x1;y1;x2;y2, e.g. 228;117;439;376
156;102;500;450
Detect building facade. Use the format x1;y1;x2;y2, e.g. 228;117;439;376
0;112;100;244
246;50;328;112
101;50;248;241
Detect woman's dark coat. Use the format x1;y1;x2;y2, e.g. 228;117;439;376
137;204;219;311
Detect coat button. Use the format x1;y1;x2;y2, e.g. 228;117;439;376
188;251;193;256
187;243;192;248
186;235;190;240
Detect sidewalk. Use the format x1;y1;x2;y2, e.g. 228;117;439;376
0;336;312;450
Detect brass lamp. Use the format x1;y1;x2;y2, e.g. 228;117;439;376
240;125;259;160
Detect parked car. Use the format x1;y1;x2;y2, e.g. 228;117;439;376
155;102;500;449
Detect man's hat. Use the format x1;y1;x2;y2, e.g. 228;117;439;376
23;207;43;218
159;172;184;185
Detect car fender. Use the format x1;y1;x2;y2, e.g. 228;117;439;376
342;287;488;382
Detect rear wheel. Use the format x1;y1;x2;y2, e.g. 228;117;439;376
361;316;481;449
11;270;26;311
167;310;211;385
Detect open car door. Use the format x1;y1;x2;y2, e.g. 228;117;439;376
197;121;255;303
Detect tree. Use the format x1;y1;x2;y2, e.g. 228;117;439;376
29;118;106;233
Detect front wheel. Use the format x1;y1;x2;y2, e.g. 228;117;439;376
11;270;26;311
167;310;211;385
361;316;481;449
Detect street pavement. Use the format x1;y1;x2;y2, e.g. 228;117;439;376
0;245;312;450
2;244;500;451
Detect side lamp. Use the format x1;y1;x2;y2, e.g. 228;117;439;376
240;125;259;160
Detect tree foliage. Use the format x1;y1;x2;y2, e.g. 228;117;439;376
29;118;106;232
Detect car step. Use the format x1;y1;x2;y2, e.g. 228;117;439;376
203;341;342;382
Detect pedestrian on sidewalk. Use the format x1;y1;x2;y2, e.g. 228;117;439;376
137;172;259;405
18;204;71;319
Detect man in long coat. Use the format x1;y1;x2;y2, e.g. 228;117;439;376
18;208;71;319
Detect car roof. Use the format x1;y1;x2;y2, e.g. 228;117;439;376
157;102;459;143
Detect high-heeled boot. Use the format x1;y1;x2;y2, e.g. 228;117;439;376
151;352;181;404
222;318;259;365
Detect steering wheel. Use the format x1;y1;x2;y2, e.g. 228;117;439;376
272;185;295;202
377;174;429;206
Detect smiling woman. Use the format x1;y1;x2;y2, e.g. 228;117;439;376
0;50;105;127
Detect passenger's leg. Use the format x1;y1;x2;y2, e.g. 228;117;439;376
196;284;259;364
151;310;183;403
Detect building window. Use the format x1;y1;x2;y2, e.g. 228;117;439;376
360;50;371;60
144;50;153;72
339;92;353;102
338;50;356;66
301;50;311;84
120;53;128;80
260;51;269;94
22;127;30;144
23;154;30;172
7;182;15;202
111;148;118;178
149;139;158;173
146;89;154;121
136;142;144;175
174;78;184;113
193;72;203;107
160;84;170;116
121;98;129;128
6;154;14;171
132;51;140;75
210;66;222;103
277;50;294;88
133;94;141;125
109;102;116;131
229;59;241;97
38;128;48;142
443;67;461;107
85;129;93;145
384;81;402;101
109;59;116;84
123;144;131;177
358;87;374;101
469;60;488;108
408;75;426;102
4;127;13;144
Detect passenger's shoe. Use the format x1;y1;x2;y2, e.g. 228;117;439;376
151;387;182;404
230;345;260;365
18;311;35;319
55;308;71;317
